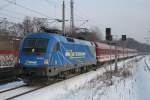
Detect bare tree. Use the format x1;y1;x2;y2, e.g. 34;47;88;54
8;23;24;37
32;17;49;32
73;27;103;42
22;16;34;35
0;18;9;35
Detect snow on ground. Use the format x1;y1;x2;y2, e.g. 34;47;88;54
0;85;38;100
0;81;25;92
13;56;142;100
135;56;150;100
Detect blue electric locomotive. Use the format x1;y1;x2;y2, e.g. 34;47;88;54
18;33;96;77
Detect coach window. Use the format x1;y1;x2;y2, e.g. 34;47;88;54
53;42;60;52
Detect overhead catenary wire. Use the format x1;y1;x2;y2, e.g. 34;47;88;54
6;0;88;27
0;12;23;20
75;7;106;28
4;0;56;20
0;3;11;10
0;9;62;24
0;15;23;23
1;0;94;29
62;1;89;27
0;1;48;22
43;0;59;19
0;9;29;17
0;0;15;10
44;0;57;4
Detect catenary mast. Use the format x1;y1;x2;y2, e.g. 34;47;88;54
70;0;74;36
62;0;65;35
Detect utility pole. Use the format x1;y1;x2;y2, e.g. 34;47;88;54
70;0;74;36
62;0;65;35
4;18;7;33
113;35;118;72
109;43;112;71
122;35;127;69
114;42;118;72
106;28;112;71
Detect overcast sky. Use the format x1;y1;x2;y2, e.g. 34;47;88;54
0;0;150;43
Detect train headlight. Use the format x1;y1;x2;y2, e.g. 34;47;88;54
44;59;49;65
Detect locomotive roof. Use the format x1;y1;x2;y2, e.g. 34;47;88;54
95;42;113;49
25;32;93;46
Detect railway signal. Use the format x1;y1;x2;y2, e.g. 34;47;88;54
106;28;112;41
122;35;126;41
106;28;113;73
121;35;127;69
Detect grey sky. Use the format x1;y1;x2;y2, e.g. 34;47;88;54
0;0;150;43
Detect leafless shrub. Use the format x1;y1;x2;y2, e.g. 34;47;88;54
122;69;132;78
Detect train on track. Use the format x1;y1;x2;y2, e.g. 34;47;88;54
0;35;20;84
0;35;20;66
16;32;138;82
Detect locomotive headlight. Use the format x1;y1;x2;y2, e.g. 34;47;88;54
44;59;49;65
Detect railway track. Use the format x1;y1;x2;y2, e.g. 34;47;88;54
0;84;49;100
0;75;74;100
0;84;26;94
144;57;150;72
0;71;91;100
6;85;49;100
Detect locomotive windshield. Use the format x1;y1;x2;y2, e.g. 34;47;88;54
23;38;49;55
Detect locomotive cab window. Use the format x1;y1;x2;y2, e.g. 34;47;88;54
23;38;49;55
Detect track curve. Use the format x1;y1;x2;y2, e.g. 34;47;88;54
144;56;150;72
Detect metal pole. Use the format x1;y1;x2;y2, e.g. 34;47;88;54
115;42;118;72
62;0;65;35
109;42;112;71
70;0;74;36
4;18;7;33
123;41;125;68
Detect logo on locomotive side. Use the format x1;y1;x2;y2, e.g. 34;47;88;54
25;60;37;65
65;50;85;59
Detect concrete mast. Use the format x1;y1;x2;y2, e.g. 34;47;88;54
62;0;65;35
70;0;74;36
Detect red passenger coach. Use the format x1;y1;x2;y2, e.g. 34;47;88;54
94;41;138;65
94;42;113;63
0;50;18;56
0;50;18;67
0;35;20;67
0;36;20;83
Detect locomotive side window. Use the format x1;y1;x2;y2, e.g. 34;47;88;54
66;38;74;42
53;42;60;52
23;38;49;55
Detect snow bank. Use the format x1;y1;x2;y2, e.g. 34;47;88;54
135;55;150;100
14;57;141;100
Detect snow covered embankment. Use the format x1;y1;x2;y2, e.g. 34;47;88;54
135;56;150;100
14;57;142;100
